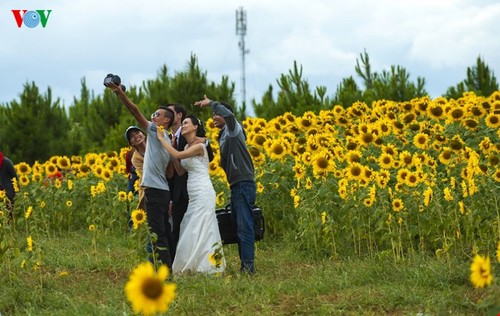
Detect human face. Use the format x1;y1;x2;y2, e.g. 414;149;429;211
129;130;145;147
212;113;226;129
168;106;184;133
152;109;171;128
180;118;197;136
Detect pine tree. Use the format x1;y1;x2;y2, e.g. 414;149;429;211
446;56;499;99
0;82;70;164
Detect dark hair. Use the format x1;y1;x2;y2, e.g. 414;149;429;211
158;106;175;129
168;103;187;121
185;115;206;137
185;115;214;161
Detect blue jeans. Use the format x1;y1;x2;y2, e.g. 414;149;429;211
230;180;256;273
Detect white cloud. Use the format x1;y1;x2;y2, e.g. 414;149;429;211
0;0;499;110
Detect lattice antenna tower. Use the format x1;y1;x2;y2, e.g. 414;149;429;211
236;7;249;108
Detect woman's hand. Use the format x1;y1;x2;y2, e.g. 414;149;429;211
156;125;165;141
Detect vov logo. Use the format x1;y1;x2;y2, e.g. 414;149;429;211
12;10;52;28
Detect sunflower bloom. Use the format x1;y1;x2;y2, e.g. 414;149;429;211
470;254;493;288
485;113;500;129
293;195;301;208
131;209;147;230
27;236;33;252
19;175;30;186
256;182;264;193
25;206;33;219
125;262;176;316
497;241;500;263
118;191;128;201
392;198;404;212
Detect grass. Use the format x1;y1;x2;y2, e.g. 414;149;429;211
0;230;491;315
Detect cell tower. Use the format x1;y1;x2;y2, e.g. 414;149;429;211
236;7;249;108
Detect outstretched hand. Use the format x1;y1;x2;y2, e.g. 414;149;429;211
104;82;122;95
194;94;211;107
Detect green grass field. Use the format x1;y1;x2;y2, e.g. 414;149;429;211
0;231;492;315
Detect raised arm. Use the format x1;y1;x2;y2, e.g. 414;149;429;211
194;94;237;132
106;82;149;130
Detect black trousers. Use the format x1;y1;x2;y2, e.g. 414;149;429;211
171;196;188;260
144;188;174;269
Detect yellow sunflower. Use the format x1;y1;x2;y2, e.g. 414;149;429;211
492;169;500;182
27;236;33;252
413;132;430;150
57;156;71;170
216;192;225;207
118;191;128;202
427;103;445;120
125;262;176;316
399;151;414;168
485;113;500;129
25;206;33;219
265;139;288;161
256;182;264;194
470;254;493;288
378;153;394;169
19;175;30;187
392;198;404;212
312;152;333;178
438;148;453;165
45;162;58;176
447;107;465;122
131;209;147;230
16;162;32;175
405;172;419;187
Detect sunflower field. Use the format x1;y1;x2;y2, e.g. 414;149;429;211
2;91;500;312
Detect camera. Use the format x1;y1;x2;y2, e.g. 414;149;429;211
103;73;126;92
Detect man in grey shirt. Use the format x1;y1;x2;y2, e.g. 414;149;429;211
107;82;175;270
196;95;257;274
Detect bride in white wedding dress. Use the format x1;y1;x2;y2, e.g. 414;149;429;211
157;115;225;274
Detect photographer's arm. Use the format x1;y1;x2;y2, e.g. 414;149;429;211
106;83;149;130
194;94;237;132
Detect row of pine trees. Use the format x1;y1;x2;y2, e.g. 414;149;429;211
0;52;498;164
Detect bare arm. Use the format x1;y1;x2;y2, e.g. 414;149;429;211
172;158;186;176
156;129;204;159
106;82;149;130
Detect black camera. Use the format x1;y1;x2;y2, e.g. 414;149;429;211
103;73;126;92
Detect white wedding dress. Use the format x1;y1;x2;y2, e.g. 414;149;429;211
173;145;225;274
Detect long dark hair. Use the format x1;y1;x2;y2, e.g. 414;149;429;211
185;115;214;162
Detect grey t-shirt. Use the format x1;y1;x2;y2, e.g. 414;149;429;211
140;121;172;191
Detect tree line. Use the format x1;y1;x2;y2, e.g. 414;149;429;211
0;52;498;164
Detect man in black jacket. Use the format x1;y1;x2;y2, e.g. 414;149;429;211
167;104;189;260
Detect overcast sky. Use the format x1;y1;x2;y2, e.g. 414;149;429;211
1;0;499;115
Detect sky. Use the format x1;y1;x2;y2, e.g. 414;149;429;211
1;0;499;116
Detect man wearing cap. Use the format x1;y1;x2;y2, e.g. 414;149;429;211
195;95;257;274
107;81;175;270
125;126;146;211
